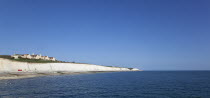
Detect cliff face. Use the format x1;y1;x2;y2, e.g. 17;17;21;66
0;58;139;73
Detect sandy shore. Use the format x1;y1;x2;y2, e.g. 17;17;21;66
0;71;110;80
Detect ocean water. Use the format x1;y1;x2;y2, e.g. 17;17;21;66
0;71;210;98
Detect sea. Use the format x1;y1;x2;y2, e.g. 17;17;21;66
0;71;210;98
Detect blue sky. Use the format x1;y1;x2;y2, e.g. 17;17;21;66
0;0;210;70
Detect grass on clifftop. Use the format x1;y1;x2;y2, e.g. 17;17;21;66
0;55;90;64
0;55;68;63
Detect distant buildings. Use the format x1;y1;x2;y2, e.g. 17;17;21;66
11;54;56;61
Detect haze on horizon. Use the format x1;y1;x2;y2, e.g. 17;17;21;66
0;0;209;70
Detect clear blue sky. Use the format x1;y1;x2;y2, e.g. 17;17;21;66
0;0;210;70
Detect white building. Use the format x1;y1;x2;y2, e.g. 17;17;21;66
49;57;56;61
21;54;32;59
11;54;56;61
31;55;41;59
11;54;23;59
43;56;49;60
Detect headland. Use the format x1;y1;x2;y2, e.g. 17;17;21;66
0;54;140;80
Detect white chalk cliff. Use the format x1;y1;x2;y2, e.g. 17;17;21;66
0;58;140;73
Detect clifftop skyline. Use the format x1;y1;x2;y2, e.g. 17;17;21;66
0;0;210;70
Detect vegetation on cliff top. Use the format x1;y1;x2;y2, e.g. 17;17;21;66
0;55;69;63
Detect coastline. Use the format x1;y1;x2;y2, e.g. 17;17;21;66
0;58;140;80
0;71;121;80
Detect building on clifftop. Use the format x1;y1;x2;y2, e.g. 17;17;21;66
11;54;56;61
49;57;56;61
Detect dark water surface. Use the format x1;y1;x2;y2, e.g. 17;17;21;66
0;71;210;98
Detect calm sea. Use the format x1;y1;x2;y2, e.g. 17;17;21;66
0;71;210;98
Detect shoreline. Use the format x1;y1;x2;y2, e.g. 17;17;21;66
0;71;121;80
0;58;140;80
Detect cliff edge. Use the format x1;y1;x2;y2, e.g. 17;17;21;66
0;58;140;73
